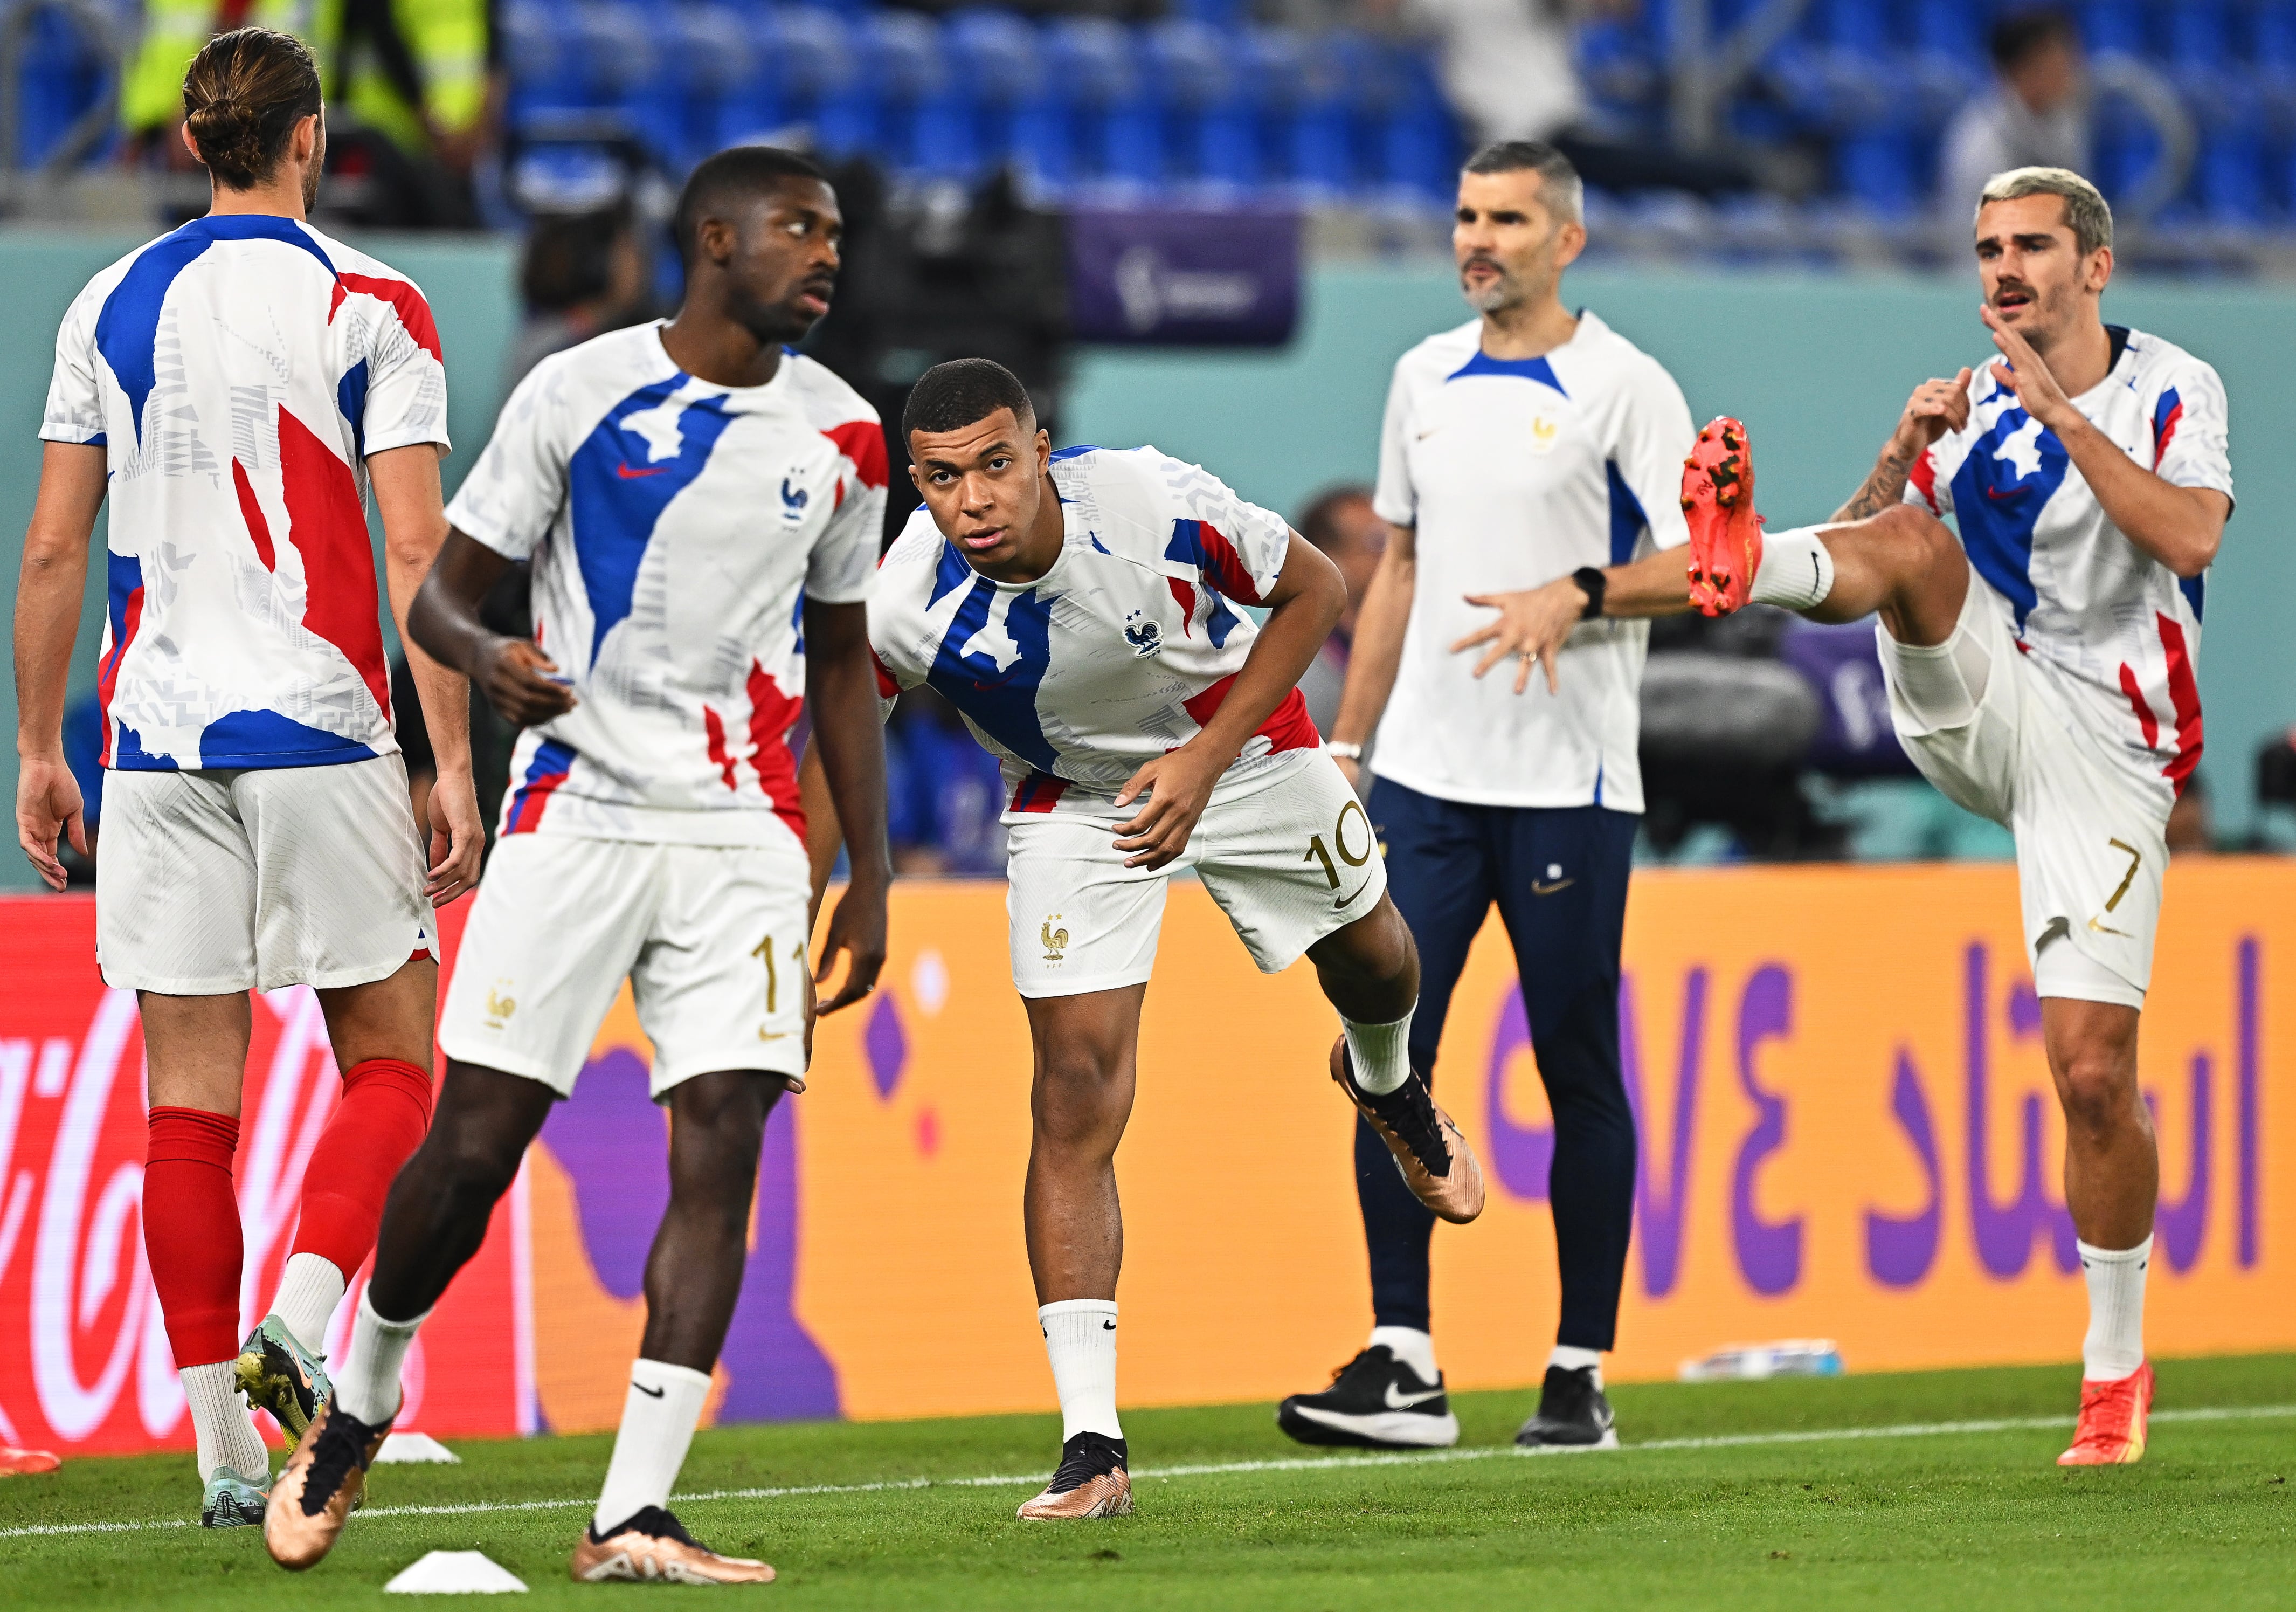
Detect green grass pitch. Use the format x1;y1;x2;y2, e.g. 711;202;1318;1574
3;1355;2289;1609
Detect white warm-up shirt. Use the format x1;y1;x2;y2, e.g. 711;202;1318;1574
1906;324;2231;808
1371;312;1697;811
43;215;448;770
446;323;886;848
868;445;1321;821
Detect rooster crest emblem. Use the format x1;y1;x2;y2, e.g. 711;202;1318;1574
780;476;808;521
1041;916;1069;961
1123;610;1163;657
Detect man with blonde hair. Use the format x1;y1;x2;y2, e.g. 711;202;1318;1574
1663;164;2229;1465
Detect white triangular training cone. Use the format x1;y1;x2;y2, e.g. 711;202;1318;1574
374;1431;461;1464
383;1551;528;1594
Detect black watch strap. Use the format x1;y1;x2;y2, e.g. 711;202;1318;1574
1573;566;1608;621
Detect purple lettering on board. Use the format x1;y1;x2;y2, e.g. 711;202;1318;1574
1619;968;1706;1298
1484;984;1552;1201
1730;966;1801;1296
2237;936;2260;1269
2147;1055;2210;1273
1864;1049;1941;1287
1966;945;2078;1278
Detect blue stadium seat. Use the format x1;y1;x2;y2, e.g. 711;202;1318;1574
501;0;586;129
1910;0;1987;60
16;4;110;170
1377;46;1458;201
1044;17;1152;186
749;8;869;162
661;4;756;166
579;2;677;164
853;11;966;178
1281;29;1360;195
1147;19;1255;187
2079;0;2150;59
946;10;1051;187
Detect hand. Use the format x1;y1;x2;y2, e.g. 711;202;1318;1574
1980;307;2076;430
16;753;86;892
1892;368;1975;456
812;878;887;1016
1450;579;1588;695
474;637;577;727
1111;742;1223;870
1332;753;1362;792
424;768;484;904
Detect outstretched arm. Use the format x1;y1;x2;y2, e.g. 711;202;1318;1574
801;599;889;1016
1326;521;1414;791
1448;543;1699;697
13;443;105;890
1112;532;1346;870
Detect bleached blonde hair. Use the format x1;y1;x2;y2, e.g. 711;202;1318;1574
1977;167;2113;256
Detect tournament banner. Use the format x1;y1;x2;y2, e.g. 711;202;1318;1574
1;860;2286;1453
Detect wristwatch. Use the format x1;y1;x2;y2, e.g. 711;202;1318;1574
1572;565;1608;621
1326;741;1364;761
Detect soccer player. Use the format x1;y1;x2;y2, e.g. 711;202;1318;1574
812;357;1482;1522
1279;140;1696;1453
260;147;891;1579
1675;166;2226;1467
12;30;478;1528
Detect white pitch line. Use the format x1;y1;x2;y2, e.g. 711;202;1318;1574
2;1403;2289;1544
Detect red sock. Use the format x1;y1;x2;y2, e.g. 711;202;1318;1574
289;1058;434;1276
145;1108;244;1369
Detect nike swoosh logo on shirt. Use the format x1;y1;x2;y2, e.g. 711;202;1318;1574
1532;878;1574;896
1384;1382;1445;1409
1983;485;2021;500
617;463;669;479
632;1381;666;1399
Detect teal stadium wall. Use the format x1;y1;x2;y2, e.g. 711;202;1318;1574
0;238;2286;890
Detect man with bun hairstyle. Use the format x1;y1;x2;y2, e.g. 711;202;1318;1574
15;28;477;1528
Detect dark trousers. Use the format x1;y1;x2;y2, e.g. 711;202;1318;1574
1357;779;1639;1349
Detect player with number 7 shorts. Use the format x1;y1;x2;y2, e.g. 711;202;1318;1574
806;357;1483;1524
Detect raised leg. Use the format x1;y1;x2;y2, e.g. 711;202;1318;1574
1801;504;1972;645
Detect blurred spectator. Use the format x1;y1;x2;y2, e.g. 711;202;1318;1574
507;202;653;388
1379;0;1629;145
2166;771;2212;856
887;687;1009;877
1938;7;2088;220
120;1;497;227
1292;484;1385;783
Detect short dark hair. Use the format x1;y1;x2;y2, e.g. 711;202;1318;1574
1461;139;1583;223
673;145;829;270
902;358;1035;443
1296;485;1375;555
1990;6;2077;72
181;28;322;191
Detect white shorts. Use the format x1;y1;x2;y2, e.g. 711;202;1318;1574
1006;752;1387;998
438;835;812;1098
1878;573;2167;1007
95;755;433;994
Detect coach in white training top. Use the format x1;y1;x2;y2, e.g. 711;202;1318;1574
1280;140;1701;1457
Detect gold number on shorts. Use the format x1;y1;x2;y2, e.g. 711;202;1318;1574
753;934;779;1015
1304;836;1339;889
2103;838;2142;914
1305;800;1375;890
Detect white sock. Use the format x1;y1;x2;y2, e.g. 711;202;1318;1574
269;1253;346;1360
1748;526;1837;610
2078;1235;2150;1382
1369;1324;1438;1384
1550;1344;1605;1388
1039;1299;1122;1442
1343;1009;1415;1096
593;1359;713;1535
181;1362;268;1483
333;1289;430;1426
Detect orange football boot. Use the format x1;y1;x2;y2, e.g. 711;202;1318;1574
2058;1360;2154;1466
1681;416;1764;616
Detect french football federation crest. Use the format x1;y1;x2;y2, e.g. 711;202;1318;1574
780;475;809;522
1123;610;1164;657
1041;916;1069;961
